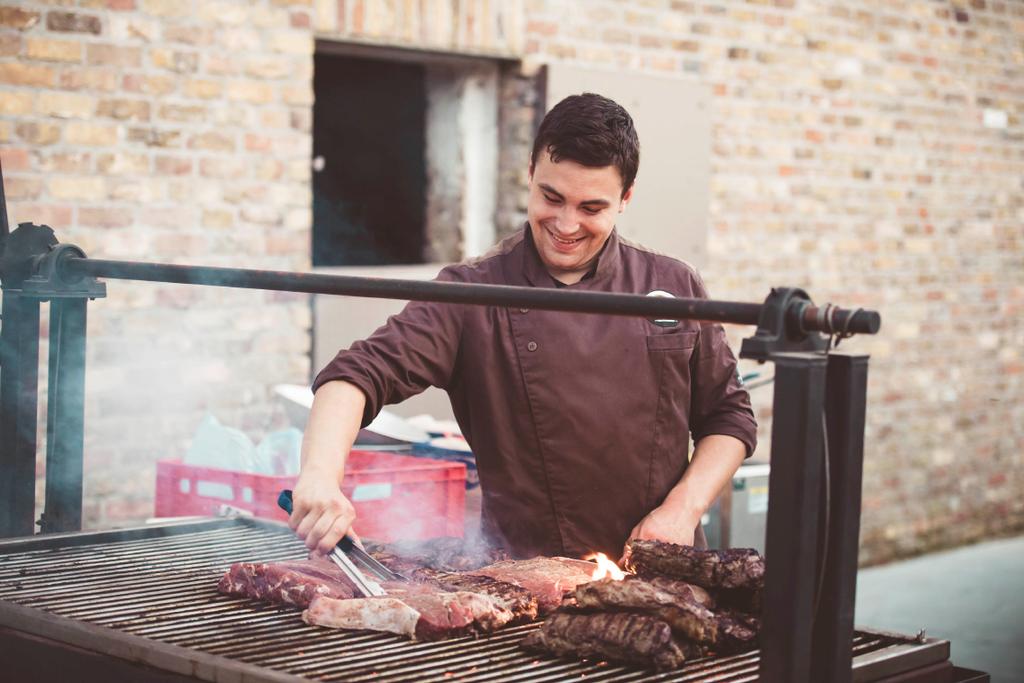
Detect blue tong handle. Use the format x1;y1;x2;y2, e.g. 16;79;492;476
277;489;294;514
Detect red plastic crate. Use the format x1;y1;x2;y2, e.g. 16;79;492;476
155;450;466;541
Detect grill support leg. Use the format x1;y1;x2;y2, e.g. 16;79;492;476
758;351;827;683
0;292;41;537
810;352;869;683
41;298;88;533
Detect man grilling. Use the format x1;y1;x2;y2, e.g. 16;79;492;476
289;93;757;563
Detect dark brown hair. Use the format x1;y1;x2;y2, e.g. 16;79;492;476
530;93;640;197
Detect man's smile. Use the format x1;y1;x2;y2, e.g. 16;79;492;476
545;226;585;247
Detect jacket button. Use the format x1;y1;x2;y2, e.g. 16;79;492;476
527;341;538;352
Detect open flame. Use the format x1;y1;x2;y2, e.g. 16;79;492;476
585;552;626;581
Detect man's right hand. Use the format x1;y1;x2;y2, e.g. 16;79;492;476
288;380;368;553
289;467;358;554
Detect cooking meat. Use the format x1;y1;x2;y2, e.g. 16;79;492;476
303;583;513;640
566;575;712;613
421;570;538;624
217;557;355;608
470;557;597;615
627;539;765;590
565;576;756;653
718;607;761;633
217;552;551;624
365;536;509;573
219;544;594;639
559;574;714;610
640;575;715;608
521;612;702;671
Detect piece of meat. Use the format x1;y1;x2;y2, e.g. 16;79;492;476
631;575;715;609
303;584;513;640
471;557;596;615
709;612;759;654
559;575;713;611
565;576;756;653
521;612;701;671
422;571;539;624
627;539;765;590
718;607;761;633
365;537;510;574
217;557;355;608
217;551;540;629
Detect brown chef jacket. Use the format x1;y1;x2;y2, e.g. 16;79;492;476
313;226;757;559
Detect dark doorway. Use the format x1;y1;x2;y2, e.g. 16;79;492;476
312;54;427;266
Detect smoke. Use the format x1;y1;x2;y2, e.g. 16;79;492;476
77;279;311;529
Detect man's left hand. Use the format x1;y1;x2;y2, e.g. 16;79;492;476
619;504;698;566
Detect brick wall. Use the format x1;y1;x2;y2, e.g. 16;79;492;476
1;1;314;527
2;0;1022;565
515;0;1024;565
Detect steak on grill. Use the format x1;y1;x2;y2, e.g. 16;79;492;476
562;574;715;609
303;583;513;640
217;557;355;608
521;612;703;671
627;539;765;590
419;570;538;624
219;545;593;635
565;576;757;653
470;557;597;615
718;607;761;633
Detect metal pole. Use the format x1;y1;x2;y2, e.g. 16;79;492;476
810;352;870;682
0;155;9;245
67;257;762;323
40;299;88;534
62;256;880;335
759;351;828;683
0;293;41;537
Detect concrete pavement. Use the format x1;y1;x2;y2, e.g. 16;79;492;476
855;534;1024;682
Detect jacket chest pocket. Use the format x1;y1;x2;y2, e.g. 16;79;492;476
646;331;697;419
646;331;698;353
644;330;698;510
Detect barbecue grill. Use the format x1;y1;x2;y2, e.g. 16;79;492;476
0;160;988;681
0;517;961;683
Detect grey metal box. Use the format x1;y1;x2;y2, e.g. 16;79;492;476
703;461;770;553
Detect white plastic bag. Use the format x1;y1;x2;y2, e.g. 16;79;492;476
183;414;255;472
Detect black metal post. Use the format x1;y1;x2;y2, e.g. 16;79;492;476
0;155;9;244
40;299;88;533
810;352;870;682
759;351;828;683
0;292;41;537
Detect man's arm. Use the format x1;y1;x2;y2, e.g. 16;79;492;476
291;268;468;552
620;434;746;562
289;380;365;554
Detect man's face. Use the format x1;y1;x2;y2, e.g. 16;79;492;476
527;151;632;285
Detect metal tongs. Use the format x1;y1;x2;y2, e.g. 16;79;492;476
277;490;407;597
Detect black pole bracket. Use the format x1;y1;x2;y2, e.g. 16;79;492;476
0;224;105;300
739;287;827;361
1;223;58;290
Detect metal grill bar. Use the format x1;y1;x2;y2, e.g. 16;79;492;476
61;256;881;337
0;519;947;682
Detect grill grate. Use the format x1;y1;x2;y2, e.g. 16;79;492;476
0;519;926;682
